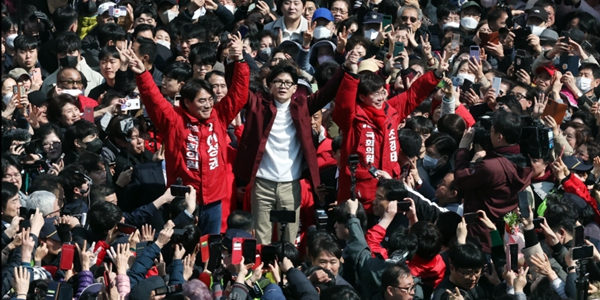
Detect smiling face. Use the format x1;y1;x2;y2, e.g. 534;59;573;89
2;193;21;219
61;103;81;126
184;88;214;120
2;166;22;190
358;86;387;110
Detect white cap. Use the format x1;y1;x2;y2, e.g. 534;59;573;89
97;2;116;15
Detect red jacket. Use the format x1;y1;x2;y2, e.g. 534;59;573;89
407;254;446;288
136;62;250;205
317;137;337;170
430;99;476;127
233;67;344;188
563;174;600;224
77;95;98;110
333;71;441;211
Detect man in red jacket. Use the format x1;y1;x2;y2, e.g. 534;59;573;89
333;50;448;213
125;34;249;234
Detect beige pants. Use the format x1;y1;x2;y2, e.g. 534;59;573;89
251;177;301;244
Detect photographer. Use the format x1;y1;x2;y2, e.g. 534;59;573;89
454;111;533;252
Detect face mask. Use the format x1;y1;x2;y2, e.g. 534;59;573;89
480;0;497;8
59;55;79;68
460;17;478;31
576;77;593;93
529;25;544;36
61;89;82;96
3;92;13;105
318;55;334;65
156;39;171;49
347;33;353;39
6;34;17;48
258;47;272;61
192;7;206;20
364;29;379;40
423;154;439;170
224;4;235;13
456;73;475;85
161;9;178;24
442;22;460;30
313;26;332;40
85;138;103;153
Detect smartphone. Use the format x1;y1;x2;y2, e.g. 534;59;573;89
172;229;186;244
14;84;25;108
461;79;473;92
394;42;405;57
397;200;411;212
508;243;519;272
492;77;502;96
518;191;530;218
200;235;210;263
382;15;393;32
560;55;580;76
206;242;222;272
170;185;191;197
368;165;379;178
451;33;460;50
60;244;76;270
261;245;277;266
238;25;249;39
471;83;481;95
562;30;570;42
46;281;60;300
82;106;94;122
574;225;585;247
572;245;594;260
116;223;137;234
470;45;480;62
436;80;447;89
533;218;544;229
242;238;257;264
154;284;183;296
463;212;480;224
121;98;141;111
232;238;243;265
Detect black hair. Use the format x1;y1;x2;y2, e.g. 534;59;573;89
413;99;431;115
29;174;63;195
492;111;523;144
306;230;335;251
89;184;115;206
448;242;486;269
133;5;157;21
405;116;434;136
63;120;99;155
180;23;206;43
33;123;63;147
357;71;385;95
345;36;370;53
77;152;104;173
529;276;563;300
314;61;340;89
2;182;19;211
2;155;23;175
271;241;301;267
196;14;224;41
98;46;120;61
496;95;523;114
54;32;82;54
398;128;422;159
377;179;408;202
579;63;600;79
189;44;217;67
409;221;443;260
320;286;361;300
52;6;78;33
58;164;88;204
135;37;157;64
2;128;31;153
46;94;81;126
487;7;508;25
437;114;466;145
13;34;38;51
26;279;50;300
179;79;216;109
163;62;193;82
133;24;156;39
205;70;225;83
88;201;123;235
573;12;598;36
226;210;253;232
1;16;19;34
425;132;457;158
179;224;203;255
381;262;412;298
436;3;459;21
331;135;343;153
544;194;579;233
435;212;462;247
305;267;336;294
334;200;368;234
387;226;418;256
244;35;260;53
310;239;342;260
106;115;141;146
97;23;127;47
266;62;299;85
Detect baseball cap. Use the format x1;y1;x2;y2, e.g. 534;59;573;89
8;68;31;81
363;12;383;24
221;229;253;251
262;284;286;300
527;7;548;22
569;29;586;45
97;2;116;15
461;1;482;13
39;218;61;242
539;29;559;42
358;60;380;73
563;156;593;172
535;64;556;77
28;91;48;107
312;8;334;22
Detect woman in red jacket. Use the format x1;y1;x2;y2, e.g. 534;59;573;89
333;50;449;213
124;34;249;235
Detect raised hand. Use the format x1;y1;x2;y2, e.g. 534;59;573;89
337;26;349;54
228;32;244;61
303;22;316;48
155;221;175;248
13;266;30;297
124;48;146;75
141;224;156;243
344;49;360;74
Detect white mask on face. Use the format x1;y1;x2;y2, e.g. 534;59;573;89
443;22;460;29
480;0;497;8
61;89;82;97
576;77;593;93
529;25;545;36
161;10;179;24
6;34;17;48
460;17;478;31
456;73;475;84
364;29;379;40
156;39;171;49
318;55;334;65
313;26;332;40
3;92;13;105
224;4;235;14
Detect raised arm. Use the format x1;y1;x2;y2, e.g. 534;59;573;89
332;50;360;133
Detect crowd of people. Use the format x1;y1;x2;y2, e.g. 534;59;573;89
1;0;600;298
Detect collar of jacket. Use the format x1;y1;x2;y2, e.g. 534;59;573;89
176;105;216;124
353;101;394;124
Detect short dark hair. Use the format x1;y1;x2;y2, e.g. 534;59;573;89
133;24;156;39
492;111;523;144
133;5;157;22
388;225;418;255
227;210;253;232
181;23;206;42
409;221;443;260
435;212;462;247
320;286;361;300
13;34;38;51
180;79;215;109
1;16;18;35
436;3;459;20
89;184;115;205
189;44;217;67
545;194;579;233
381;263;412;298
244;35;260;53
267;62;299;85
310;239;342;260
377;179;408;201
55;32;82;54
52;6;78;33
197;14;224;41
2;155;23;175
97;23;127;47
334;201;368;233
405;116;434;136
271;241;301;267
487;7;508;24
448;242;486;269
496;95;523;114
77;152;104;173
88;201;123;235
135;37;157;64
2;182;19;211
98;46;120;61
46;94;81;125
58;164;88;204
163;62;193;82
425;132;457;158
2;128;31;153
398;128;422;159
205;70;225;83
358;71;385;95
29;174;63;195
437;114;466;145
314;61;340;89
63;120;99;155
580;63;600;79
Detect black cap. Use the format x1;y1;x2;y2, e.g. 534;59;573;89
527;7;548;22
39;218;61;242
363;12;383;24
28;91;48;107
563;155;593;172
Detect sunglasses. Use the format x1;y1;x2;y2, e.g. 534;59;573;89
401;16;418;23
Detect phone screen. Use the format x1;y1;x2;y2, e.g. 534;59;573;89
243;239;257;264
232;239;243;264
574;225;585;247
394;42;404;57
463;212;479;224
518;191;529;218
261;245;277;266
492;77;502;96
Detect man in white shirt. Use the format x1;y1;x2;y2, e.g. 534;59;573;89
263;0;309;43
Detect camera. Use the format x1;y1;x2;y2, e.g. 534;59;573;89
473;114;494;150
314;209;328;229
519;116;554;159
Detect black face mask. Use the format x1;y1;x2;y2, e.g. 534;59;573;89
85;138;103;154
59;55;79;68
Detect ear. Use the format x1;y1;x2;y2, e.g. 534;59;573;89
422;112;429;118
358;94;368;103
594;78;600;87
107;40;115;46
143;54;150;63
386;286;394;297
74;139;84;148
315;287;321;294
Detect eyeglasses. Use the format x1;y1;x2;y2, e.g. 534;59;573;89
369;88;388;99
401;16;418;23
271;80;295;89
509;92;526;100
330;7;348;14
456;268;482;278
392;285;416;294
43;141;61;149
60;80;84;85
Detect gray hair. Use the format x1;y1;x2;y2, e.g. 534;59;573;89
27;191;57;217
397;5;423;21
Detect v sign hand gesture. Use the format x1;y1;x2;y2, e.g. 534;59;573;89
303;22;316;48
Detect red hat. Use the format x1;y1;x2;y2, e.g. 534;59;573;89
535;65;556;77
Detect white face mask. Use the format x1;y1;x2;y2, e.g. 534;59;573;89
156;39;171;50
224;4;235;14
192;7;207;20
3;92;13;105
161;10;179;24
576;77;593;93
529;25;545;36
313;26;332;40
6;34;17;48
61;89;82;97
456;73;475;84
318;54;334;65
460;17;478;31
480;0;497;8
443;22;460;29
364;29;379;40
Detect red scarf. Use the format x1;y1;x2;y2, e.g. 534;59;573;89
359;103;386;130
